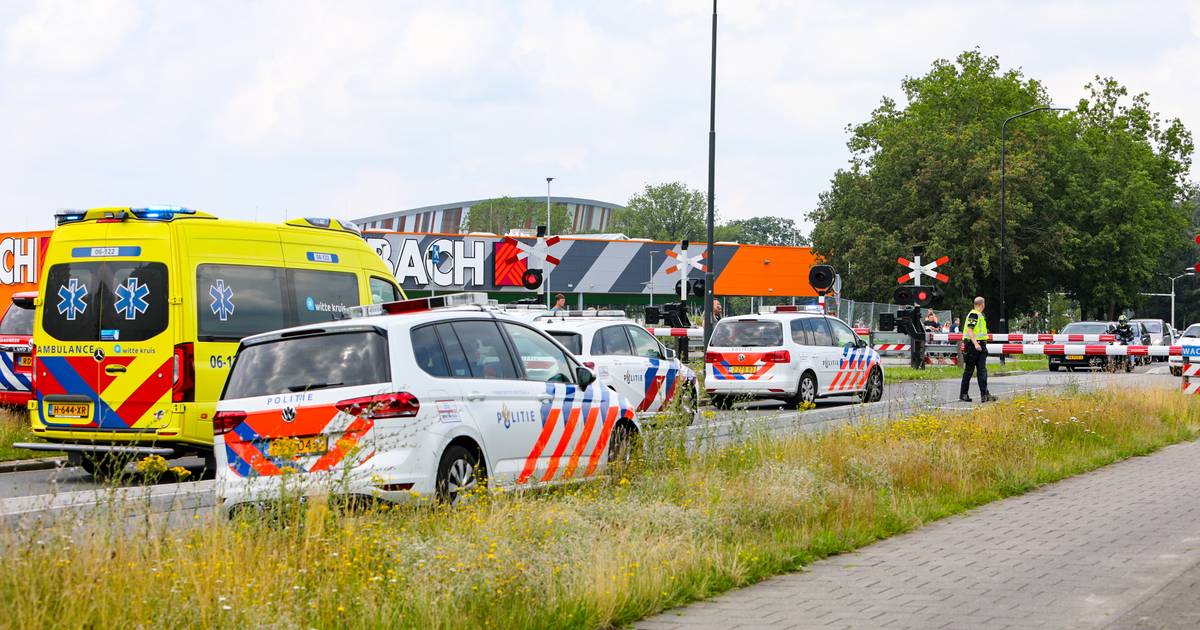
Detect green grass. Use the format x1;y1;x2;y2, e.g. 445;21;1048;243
2;388;1197;629
885;356;1046;382
0;407;59;461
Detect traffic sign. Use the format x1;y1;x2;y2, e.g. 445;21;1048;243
897;255;949;285
665;240;708;300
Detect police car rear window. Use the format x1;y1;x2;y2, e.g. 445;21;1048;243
0;301;34;336
548;332;582;355
709;319;783;347
223;329;390;399
43;261;169;342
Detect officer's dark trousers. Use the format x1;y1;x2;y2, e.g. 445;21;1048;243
959;343;989;398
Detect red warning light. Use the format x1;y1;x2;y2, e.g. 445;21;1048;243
1194;262;1200;274
1195;234;1200;246
917;291;928;301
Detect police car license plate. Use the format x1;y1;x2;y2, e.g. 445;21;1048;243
730;365;759;374
48;403;90;419
16;355;31;367
1067;355;1084;361
268;435;328;458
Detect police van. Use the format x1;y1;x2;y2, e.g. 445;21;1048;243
18;207;402;477
0;292;35;407
523;311;699;419
214;293;639;508
705;306;884;407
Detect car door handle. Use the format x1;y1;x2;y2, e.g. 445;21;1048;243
104;365;127;374
465;392;486;402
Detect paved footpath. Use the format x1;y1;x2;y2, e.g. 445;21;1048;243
638;438;1200;630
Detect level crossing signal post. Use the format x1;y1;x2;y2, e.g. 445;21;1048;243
887;247;951;370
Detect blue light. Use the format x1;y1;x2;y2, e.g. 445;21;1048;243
129;206;196;220
54;212;86;225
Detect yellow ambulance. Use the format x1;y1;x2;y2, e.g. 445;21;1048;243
17;207;402;477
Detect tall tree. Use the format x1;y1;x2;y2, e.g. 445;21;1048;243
808;50;1194;323
724;216;809;246
465;197;571;234
612;182;711;241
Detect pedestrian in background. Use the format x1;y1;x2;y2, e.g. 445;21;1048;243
549;293;567;315
712;298;723;322
960;296;996;403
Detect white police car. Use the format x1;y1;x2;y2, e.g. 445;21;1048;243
705;306;884;407
523;311;699;419
213;293;640;509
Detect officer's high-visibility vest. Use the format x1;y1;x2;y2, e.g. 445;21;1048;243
965;309;988;339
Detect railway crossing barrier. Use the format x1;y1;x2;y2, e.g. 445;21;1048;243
1182;347;1200;394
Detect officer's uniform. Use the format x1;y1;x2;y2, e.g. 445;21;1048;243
959;308;991;399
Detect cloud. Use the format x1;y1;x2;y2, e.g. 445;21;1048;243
3;0;141;72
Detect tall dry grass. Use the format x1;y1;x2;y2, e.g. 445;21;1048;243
1;388;1197;629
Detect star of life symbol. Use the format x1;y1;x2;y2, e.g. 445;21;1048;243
57;278;89;321
114;277;150;320
209;279;235;321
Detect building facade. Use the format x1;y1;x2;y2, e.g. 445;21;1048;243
354;196;621;235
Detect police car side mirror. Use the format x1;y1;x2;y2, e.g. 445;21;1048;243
576;365;596;390
663;348;677;360
855;338;867;349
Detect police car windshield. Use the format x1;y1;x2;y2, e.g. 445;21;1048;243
1184;325;1200;339
223;329;390;399
547;332;582;355
1061;322;1111;335
1136;321;1162;333
710;319;783;347
0;302;34;336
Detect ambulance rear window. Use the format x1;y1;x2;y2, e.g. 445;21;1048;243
709;319;783;347
0;301;34;336
42;261;169;342
223;328;390;399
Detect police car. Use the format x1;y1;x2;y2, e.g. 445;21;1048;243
214;293;640;509
705;306;884;407
520;311;699;420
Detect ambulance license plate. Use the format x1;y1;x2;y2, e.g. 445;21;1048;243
730;365;759;374
16;355;31;367
48;403;90;419
1067;355;1083;361
268;435;328;458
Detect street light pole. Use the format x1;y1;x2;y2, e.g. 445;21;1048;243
702;0;718;346
1170;270;1195;330
999;106;1069;337
545;176;554;308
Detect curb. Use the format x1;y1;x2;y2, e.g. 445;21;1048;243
0;456;66;474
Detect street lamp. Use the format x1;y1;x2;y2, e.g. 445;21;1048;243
545;177;554;308
1170;270;1195;331
702;0;718;345
999;106;1069;336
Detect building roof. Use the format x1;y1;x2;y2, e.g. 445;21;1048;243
353;196;623;224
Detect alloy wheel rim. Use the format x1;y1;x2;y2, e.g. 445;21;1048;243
802;378;815;402
447;459;475;498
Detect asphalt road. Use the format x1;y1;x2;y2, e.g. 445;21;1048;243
0;363;1171;502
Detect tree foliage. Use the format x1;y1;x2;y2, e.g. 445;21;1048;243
723;216;809;246
612;182;712;241
465;197;571;235
808;50;1195;324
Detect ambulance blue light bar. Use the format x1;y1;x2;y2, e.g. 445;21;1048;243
345;292;489;318
54;210;86;225
130;206;197;220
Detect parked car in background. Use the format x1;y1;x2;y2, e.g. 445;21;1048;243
1131;318;1169;362
1048;321;1116;372
1168;323;1200;377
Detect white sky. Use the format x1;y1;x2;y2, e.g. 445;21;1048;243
0;0;1196;232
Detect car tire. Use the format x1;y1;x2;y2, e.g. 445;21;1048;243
710;394;734;410
72;452;129;481
607;421;639;472
1067;366;1076;372
790;372;818;407
435;444;484;505
1049;364;1059;372
1171;366;1183;377
859;367;883;403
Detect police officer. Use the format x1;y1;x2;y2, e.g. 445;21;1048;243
960;296;997;403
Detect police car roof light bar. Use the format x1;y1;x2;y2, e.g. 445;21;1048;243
379;292;490;315
760;305;823;314
555;310;626;318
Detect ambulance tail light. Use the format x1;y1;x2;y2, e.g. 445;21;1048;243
336;392;420;419
172;342;196;403
764;350;791;363
213;410;246;435
704;351;720;363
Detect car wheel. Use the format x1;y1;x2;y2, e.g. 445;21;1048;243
1125;359;1133;373
1049;363;1059;372
1171;366;1183;377
859;368;883;403
791;372;817;407
436;445;484;505
607;422;639;472
710;394;734;410
72;452;129;481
